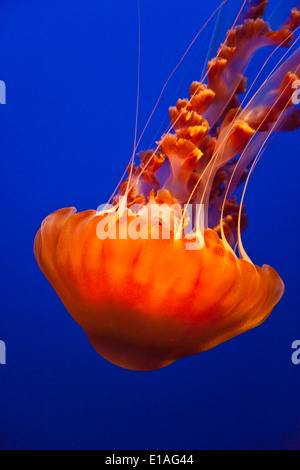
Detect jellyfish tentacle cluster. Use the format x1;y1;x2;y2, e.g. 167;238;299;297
122;6;300;251
35;1;300;371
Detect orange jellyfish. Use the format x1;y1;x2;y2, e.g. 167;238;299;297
34;1;300;371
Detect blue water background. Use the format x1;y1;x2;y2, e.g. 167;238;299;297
0;0;299;450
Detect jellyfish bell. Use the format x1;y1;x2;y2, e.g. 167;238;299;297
34;206;285;371
34;1;300;371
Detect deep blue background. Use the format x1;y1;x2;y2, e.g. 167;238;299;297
0;0;299;450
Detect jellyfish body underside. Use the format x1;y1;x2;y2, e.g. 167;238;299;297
34;208;284;371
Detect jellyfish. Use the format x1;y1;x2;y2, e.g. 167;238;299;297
34;0;300;371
